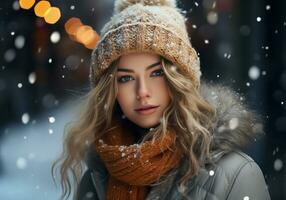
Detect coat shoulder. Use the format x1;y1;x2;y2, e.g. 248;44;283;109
179;151;271;200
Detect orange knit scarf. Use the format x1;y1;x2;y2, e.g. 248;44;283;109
94;119;182;200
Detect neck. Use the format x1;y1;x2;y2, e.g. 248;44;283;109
121;117;160;143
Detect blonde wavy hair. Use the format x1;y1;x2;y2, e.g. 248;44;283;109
51;56;217;199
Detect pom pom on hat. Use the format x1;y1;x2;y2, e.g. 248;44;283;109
114;0;177;14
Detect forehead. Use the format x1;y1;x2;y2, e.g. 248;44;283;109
117;52;161;69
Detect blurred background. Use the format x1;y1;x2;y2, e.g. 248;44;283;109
0;0;285;199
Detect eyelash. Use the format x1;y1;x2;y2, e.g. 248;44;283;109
117;69;164;83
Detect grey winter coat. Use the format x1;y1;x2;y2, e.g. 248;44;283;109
77;81;271;200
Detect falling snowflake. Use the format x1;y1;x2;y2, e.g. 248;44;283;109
256;17;262;22
178;184;187;193
12;0;20;10
204;39;209;44
50;31;61;43
28;72;36;84
22;113;30;124
181;10;187;15
207;11;218;25
119;146;125;152
4;49;16;62
192;24;197;29
229;118;239;130
85;192;94;198
170;65;177;71
243;196;250;200
49;129;53;134
194;2;199;7
262;70;267;76
11;31;15;36
14;35;25;49
248;66;260;80
48;58;52;63
49;116;56;123
16;157;27;169
70;5;75;10
246;82;250;87
266;5;271;10
224;53;231;59
209;170;215;176
274;159;283;171
17;83;23;88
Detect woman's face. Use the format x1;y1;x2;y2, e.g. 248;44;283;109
116;52;171;128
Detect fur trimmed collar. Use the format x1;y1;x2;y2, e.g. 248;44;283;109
199;80;263;154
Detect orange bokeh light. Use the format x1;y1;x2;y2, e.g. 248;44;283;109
34;1;51;17
75;25;93;42
44;7;61;24
19;0;36;9
84;31;101;49
65;17;101;49
65;18;83;36
19;0;98;49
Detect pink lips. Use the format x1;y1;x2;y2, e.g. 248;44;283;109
135;105;158;111
135;105;159;115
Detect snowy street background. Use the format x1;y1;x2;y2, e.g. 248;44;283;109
1;0;286;199
0;99;79;200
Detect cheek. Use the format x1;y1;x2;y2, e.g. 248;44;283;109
154;79;170;100
116;85;133;106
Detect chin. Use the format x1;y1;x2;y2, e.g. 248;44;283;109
134;119;160;129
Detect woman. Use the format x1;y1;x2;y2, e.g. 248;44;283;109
52;0;271;199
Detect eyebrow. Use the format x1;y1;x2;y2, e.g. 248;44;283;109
117;61;161;73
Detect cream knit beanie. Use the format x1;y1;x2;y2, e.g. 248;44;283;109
90;0;201;88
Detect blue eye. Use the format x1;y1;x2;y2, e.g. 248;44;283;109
117;76;134;83
152;69;164;77
117;69;164;83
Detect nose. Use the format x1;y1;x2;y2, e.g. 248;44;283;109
136;77;151;100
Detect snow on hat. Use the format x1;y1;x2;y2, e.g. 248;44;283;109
90;0;201;88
